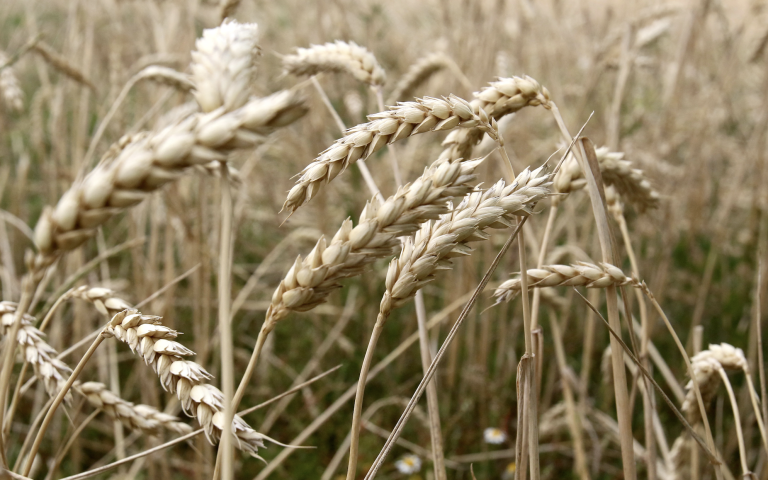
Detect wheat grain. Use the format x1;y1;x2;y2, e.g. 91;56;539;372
553;146;659;210
104;309;266;455
681;343;747;424
68;286;132;317
283;41;386;86
191;20;260;113
32;89;307;272
493;261;633;304
267;156;485;327
282;95;492;214
32;41;96;91
387;53;453;104
0;51;24;112
379;167;553;318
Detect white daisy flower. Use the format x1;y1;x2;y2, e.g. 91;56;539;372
483;427;507;444
395;454;422;474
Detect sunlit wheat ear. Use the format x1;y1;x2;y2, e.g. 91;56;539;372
283;95;494;214
31;89;307;274
68;286;132;317
493;261;633;305
387;52;453;104
437;75;552;163
0;51;24;111
553;145;660;210
267;156;485;327
379;168;552;317
681;343;748;424
191;20;260;113
0;302;191;436
105;309;267;455
283;41;386;87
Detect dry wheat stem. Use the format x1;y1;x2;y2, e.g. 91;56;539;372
715;365;750;476
283;41;386;86
553;146;659;210
191;21;260;114
494;262;634;304
0;51;24;112
101;310;267;456
32;89;307;273
347;167;552;478
283;94;494;214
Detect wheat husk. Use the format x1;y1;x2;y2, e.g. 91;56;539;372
283;40;386;86
0;51;24;112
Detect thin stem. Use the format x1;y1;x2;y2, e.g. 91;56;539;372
23;329;107;476
37;287;74;333
44;409;101;480
3;362;28;438
743;373;768;457
717;368;749;476
364;221;526;479
0;275;34;466
518;225;539;480
232;323;270;414
415;291;446;480
530;206;557;330
214;166;235;480
345;317;386;480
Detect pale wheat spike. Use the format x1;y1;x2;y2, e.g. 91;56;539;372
267;156;485;327
1;302;193;436
282;94;493;214
493;261;633;304
379;167;553;318
437;75;552;163
681;343;748;424
387;52;453;104
191;20;260;113
104;309;266;455
553;145;660;210
668;435;692;480
0;51;24;111
78;382;193;435
283;40;386;86
32;89;307;273
32;41;96;91
68;286;133;317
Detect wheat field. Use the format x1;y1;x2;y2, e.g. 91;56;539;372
0;0;767;479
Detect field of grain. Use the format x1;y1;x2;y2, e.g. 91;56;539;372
1;0;767;479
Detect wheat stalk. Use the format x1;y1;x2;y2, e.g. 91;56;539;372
0;302;191;436
32;89;307;272
283;41;386;86
553;146;659;210
282;95;493;214
103;309;267;455
191;21;260;113
0;51;24;112
494;261;634;304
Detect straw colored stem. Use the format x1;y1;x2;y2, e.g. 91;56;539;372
44;409;100;480
415;291;447;480
345;317;386;480
530;206;557;330
717;368;749;475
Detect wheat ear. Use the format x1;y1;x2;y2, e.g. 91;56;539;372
681;343;747;423
0;302;191;436
32;89;307;272
191;20;260;113
493;261;633;304
0;51;24;112
282;95;493;214
553;145;659;210
283;41;386;86
387;53;453;104
31;41;96;91
437;75;552;164
104;309;267;455
345;167;552;478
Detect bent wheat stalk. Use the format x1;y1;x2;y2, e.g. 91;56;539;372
346;166;552;479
